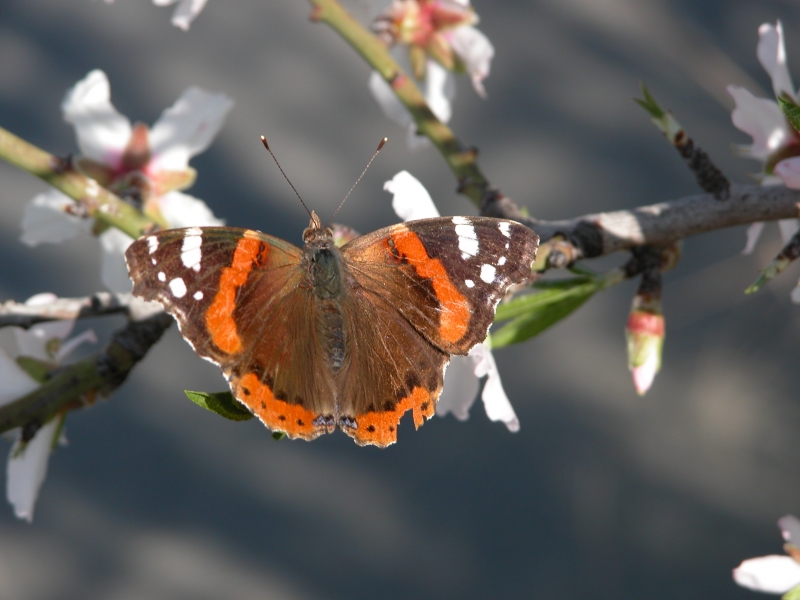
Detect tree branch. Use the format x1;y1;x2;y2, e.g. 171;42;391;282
484;184;800;260
0;311;172;435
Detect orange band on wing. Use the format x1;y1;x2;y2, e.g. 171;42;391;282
390;230;469;344
205;234;265;354
350;387;435;447
236;372;321;440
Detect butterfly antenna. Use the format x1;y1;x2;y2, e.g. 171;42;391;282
327;137;388;226
260;135;313;219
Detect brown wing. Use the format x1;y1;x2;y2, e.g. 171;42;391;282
336;285;449;447
125;227;335;441
335;216;538;446
341;217;539;354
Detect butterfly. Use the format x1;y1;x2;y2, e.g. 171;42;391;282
125;210;538;447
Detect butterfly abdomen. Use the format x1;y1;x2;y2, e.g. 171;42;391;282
309;244;347;373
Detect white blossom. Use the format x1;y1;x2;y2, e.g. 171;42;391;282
728;21;800;272
21;70;230;292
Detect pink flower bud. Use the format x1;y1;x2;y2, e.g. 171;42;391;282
625;298;665;396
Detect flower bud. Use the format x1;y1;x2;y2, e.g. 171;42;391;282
626;295;665;396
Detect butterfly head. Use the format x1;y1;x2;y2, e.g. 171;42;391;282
302;210;334;246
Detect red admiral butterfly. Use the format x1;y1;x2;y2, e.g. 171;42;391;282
126;207;537;447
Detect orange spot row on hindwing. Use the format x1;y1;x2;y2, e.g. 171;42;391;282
205;234;265;354
237;372;320;439
389;229;470;344
352;387;435;446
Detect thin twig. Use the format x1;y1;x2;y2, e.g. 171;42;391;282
0;293;138;329
636;84;730;200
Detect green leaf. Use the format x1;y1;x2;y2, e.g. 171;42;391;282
495;278;598;321
745;255;791;294
634;81;666;119
528;276;593;291
779;94;800;133
272;431;286;441
492;280;599;347
184;390;253;421
783;584;800;600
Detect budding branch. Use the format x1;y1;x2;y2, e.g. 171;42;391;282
484;184;800;260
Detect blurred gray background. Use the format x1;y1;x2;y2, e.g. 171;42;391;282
1;0;800;598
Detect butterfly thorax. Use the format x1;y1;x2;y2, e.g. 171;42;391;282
302;213;347;372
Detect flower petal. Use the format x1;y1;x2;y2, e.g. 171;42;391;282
775;158;800;190
758;22;795;99
437;355;479;421
424;60;454;124
149;87;233;172
447;25;494;98
368;60;453;151
780;515;800;545
157;191;224;228
733;555;800;593
14;322;74;362
20;190;88;247
99;228;135;293
743;222;765;255
12;294;76;361
62;70;132;166
368;71;416;134
727;85;789;160
777;218;800;242
470;343;519;431
6;417;61;523
55;329;97;362
152;0;209;31
631;350;659;396
0;348;39;407
385;170;440;221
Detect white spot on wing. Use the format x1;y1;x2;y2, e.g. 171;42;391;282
158;272;166;282
193;291;204;300
151;258;157;265
499;222;511;237
480;264;496;283
181;232;203;272
169;277;187;298
452;216;479;259
147;236;159;254
465;279;475;288
498;256;507;266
